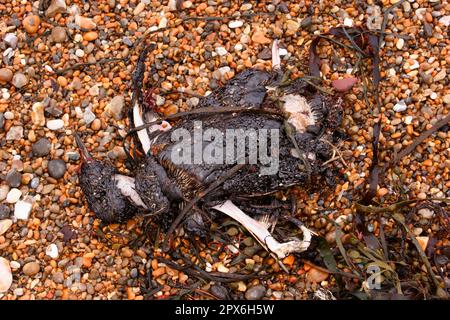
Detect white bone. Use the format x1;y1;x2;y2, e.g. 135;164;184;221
213;200;312;259
113;174;148;209
272;39;281;70
133;101;172;154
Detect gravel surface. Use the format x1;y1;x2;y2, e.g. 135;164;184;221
0;0;448;300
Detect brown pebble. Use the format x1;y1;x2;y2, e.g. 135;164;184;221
91;118;101;131
23;15;41;34
83;31;98;42
22;262;40;276
0;68;13;84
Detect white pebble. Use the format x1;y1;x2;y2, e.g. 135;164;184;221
430;92;437;100
234;43;243;51
0;257;12;293
45;243;59;259
418;208;433;219
228;20;243;29
404;116;413;125
396;38;404;50
393;100;407;112
75;49;85;57
279;48;288;56
9;261;20;269
215;47;228;56
344;18;353;27
6;188;21;204
158;17;168;29
0;219;13;236
46;119;64;130
3;111;14;120
74;34;83;42
14;200;32;220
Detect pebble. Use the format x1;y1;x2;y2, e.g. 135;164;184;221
4;33;18;49
46;119;64;130
30;178;40;189
83;31;98;42
0;219;13;236
307;267;329;283
51;27;67;43
0;113;3;129
6;188;21;204
46;0;67;17
75;49;85;58
32;138;51;157
14;200;32;220
285;20;300;36
83;108;96;125
75;15;97;31
106;95;125;120
6;126;23;140
245;285;266;300
46;244;59;259
0;68;13;83
31;102;46;126
12;73;28;89
0;186;9;202
251;30;271;44
393;100;407;112
22;262;40;276
439;16;450;27
332;77;358;92
396;38;404;50
433;70;446;82
343;17;353;27
215;47;228;56
5;169;22;188
134;2;146;15
418;208;434;219
0;205;10;219
443;95;450;105
22;15;41;34
228;21;243;29
52;271;64;284
48;159;67;179
0;257;13;293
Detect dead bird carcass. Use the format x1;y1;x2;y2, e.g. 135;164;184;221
75;41;344;259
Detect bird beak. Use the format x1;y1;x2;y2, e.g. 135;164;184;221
74;133;93;163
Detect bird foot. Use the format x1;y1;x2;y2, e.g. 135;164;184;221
212;200;312;259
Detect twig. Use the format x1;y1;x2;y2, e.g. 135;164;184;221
55;57;128;75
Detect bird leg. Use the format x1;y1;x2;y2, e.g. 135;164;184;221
212;200;312;259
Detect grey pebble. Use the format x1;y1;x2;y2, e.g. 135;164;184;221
53;271;64;284
0;204;11;219
245;285;266;300
5;169;22;188
32;138;51;157
48;159;66;179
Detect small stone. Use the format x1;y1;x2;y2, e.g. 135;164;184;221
23;15;41;34
14;200;32;220
134;2;146;15
0;205;10;219
12;73;28;88
46;119;64;130
30;178;40;189
5;169;22;188
4;33;18;49
75;15;96;31
52;271;64;284
418;208;434;219
158;17;168;28
367;5;383;31
396;38;404;50
215;47;228;56
32;138;51;157
307;267;329;283
393;100;407;112
83;31;98;41
0;186;9;202
443;94;450;105
332;77;358;92
168;0;177;11
227;227;239;236
0;68;13;83
0;113;3;129
6;126;23;141
245;285;266;300
0;257;13;293
434;70;446;82
439;16;450;27
91;118;101;131
228;20;243;29
46;244;59;259
252;30;271;44
240;3;252;11
23;262;40;276
0;219;13;236
46;0;67;17
285;20;300;36
48;159;66;179
31;102;46;126
83;108;96;125
343;17;353;27
106;95;125;120
4;111;14;120
75;49;85;58
404;116;413;125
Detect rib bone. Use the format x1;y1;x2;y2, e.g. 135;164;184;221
213;200;312;259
